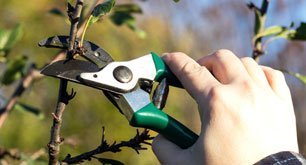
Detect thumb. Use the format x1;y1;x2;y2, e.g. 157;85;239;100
152;134;182;163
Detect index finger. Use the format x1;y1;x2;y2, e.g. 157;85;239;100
197;49;249;84
163;52;220;100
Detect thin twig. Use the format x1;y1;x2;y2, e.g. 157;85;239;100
62;128;153;164
0;65;43;128
0;49;66;129
250;0;270;62
0;0;99;129
0;147;21;160
48;1;84;165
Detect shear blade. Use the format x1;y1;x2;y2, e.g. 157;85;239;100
38;35;114;68
41;60;100;83
38;35;70;49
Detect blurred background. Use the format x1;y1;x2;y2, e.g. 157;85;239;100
0;0;306;164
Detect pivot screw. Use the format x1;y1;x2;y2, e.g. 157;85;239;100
113;66;133;83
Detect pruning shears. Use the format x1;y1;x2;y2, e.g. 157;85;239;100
39;36;198;149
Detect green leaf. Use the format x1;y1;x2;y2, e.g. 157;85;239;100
282;69;306;85
88;0;116;26
289;22;306;40
294;73;306;85
254;26;287;40
0;29;11;50
254;9;264;35
110;11;134;26
173;0;180;2
49;8;66;17
0;24;23;51
110;9;146;38
113;4;142;13
96;157;124;165
265;23;306;41
14;102;44;119
1;55;28;85
289;72;306;85
0;53;6;62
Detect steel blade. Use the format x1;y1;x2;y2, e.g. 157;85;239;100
41;60;100;83
81;38;114;68
38;35;114;68
38;35;70;49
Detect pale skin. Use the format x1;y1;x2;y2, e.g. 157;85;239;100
152;50;299;165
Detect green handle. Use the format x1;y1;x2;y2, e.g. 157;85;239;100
151;52;182;88
130;103;198;149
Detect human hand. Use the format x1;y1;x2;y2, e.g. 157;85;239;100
152;50;299;164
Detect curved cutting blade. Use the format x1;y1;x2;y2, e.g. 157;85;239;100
41;60;101;84
38;35;114;68
41;59;123;113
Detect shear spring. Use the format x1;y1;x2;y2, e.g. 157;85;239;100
152;78;169;110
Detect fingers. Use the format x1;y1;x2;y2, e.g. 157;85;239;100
197;49;249;84
240;57;270;87
261;66;291;100
152;135;182;164
163;52;220;99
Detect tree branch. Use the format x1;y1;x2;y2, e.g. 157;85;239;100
62;128;153;164
249;0;270;62
48;1;84;165
0;64;43;128
0;147;21;160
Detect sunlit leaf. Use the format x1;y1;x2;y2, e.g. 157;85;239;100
289;72;306;85
96;157;124;165
1;55;28;85
0;29;11;50
254;26;287;40
0;24;23;53
88;0;115;26
14;102;44;119
282;69;306;85
294;73;306;85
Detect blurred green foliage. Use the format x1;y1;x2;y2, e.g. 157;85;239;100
0;0;197;164
0;24;23;60
1;0;306;164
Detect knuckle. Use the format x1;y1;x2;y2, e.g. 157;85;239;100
207;86;224;103
180;61;202;76
241;57;255;64
214;49;235;59
212;49;238;68
239;79;255;91
206;86;227;115
266;68;286;82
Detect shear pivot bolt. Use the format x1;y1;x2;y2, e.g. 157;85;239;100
113;66;133;83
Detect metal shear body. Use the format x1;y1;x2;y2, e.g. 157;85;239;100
40;36;198;149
